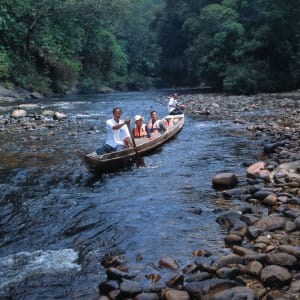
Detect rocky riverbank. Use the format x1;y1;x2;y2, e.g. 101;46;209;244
96;92;300;299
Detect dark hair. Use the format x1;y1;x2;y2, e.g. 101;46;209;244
150;110;157;116
113;107;122;114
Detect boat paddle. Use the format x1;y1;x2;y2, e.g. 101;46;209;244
126;122;145;167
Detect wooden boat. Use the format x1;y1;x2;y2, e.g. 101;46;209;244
80;114;184;174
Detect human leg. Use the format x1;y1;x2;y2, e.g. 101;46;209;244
96;144;113;155
114;144;127;151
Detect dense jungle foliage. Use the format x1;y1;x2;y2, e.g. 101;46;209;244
0;0;300;94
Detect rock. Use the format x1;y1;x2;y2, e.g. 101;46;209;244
265;253;297;267
42;110;55;117
98;280;119;294
225;233;243;245
134;292;160;300
212;172;238;189
263;142;283;155
159;256;179;270
278;245;300;258
277;160;300;171
120;279;143;296
245;261;263;277
11;109;27;118
166;272;184;287
246;162;266;178
211;286;258;300
253;216;286;231
185;272;213;282
288;279;300;294
216;267;240;279
260;265;292;288
215;254;243;268
54;111;67;120
162;288;190;300
184;279;240;299
106;267;136;280
216;211;241;228
263;290;291;300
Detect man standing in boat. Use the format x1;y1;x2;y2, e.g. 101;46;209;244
96;107;133;155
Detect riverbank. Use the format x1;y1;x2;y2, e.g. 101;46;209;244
96;92;300;299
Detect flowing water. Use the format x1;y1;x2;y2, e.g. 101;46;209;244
0;90;261;299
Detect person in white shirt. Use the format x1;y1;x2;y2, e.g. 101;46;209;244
168;93;184;115
168;93;178;113
96;107;133;155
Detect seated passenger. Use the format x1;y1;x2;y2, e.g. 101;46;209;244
168;93;184;115
147;111;168;135
133;115;151;138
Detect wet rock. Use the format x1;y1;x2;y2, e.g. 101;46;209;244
265;253;297;267
263;290;291;300
106;267;137;280
245;261;263;277
225;233;243;245
211;286;258;300
185;272;213;282
215;253;243;268
243;253;267;264
263;142;283;155
260;265;292;288
161;288;190;300
166;272;184;287
11;109;27;118
246;162;267;179
288;279;300;294
240;214;260;226
216;211;241;228
216;267;240;279
159;256;179;270
248;226;263;239
134;292;160;300
232;246;256;256
278;245;300;258
42;110;55;117
54;111;67;120
120;279;143;296
98;280;119;294
262;194;278;206
253;216;286;231
212;172;238;189
184;279;240;299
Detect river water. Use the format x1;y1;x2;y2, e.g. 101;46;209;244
0;90;260;299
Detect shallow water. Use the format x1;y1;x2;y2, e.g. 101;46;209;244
0;90;261;299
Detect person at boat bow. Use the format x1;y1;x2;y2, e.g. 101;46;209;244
133;115;151;138
96;107;133;155
147;111;168;135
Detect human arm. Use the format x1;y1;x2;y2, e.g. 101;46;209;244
112;118;130;130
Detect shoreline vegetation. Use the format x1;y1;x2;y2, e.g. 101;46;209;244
2;86;300;299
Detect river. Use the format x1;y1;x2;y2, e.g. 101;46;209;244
0;90;260;299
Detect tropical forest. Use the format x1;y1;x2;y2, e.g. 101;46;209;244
0;0;300;95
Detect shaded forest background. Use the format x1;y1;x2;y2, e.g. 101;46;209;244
0;0;300;95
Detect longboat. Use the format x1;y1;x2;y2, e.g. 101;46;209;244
80;114;184;174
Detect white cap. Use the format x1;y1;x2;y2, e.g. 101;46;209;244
134;115;143;121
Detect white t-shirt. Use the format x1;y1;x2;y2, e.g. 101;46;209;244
105;118;130;147
168;96;177;112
